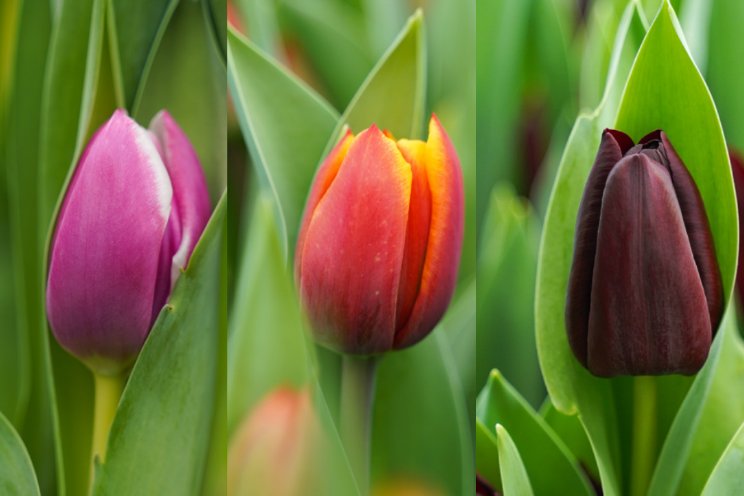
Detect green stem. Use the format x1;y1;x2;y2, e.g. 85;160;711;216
90;372;124;491
631;375;656;496
340;355;378;495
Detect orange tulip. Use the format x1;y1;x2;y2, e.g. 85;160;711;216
295;116;464;354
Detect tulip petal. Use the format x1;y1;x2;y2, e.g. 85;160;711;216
587;154;711;376
295;130;354;278
730;149;744;304
149;111;212;288
298;126;411;353
46;110;172;373
660;132;723;334
565;129;629;366
394;115;464;349
394;138;431;333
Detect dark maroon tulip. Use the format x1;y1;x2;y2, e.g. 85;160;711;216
729;149;744;307
566;129;722;377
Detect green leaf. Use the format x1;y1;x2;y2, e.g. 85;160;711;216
647;310;729;496
226;193;310;436
441;280;476;421
107;0;178;112
701;422;744;496
534;7;645;495
134;0;227;199
227;28;339;256
477;184;543;407
496;424;534;496
279;0;374;109
372;331;473;495
338;9;425;140
615;0;737;301
0;413;40;496
93;194;226;495
476;371;593;496
203;0;227;62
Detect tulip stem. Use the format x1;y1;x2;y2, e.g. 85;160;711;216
631;375;656;496
340;355;378;495
90;372;124;490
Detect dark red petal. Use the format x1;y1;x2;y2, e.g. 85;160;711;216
587;154;711;376
730;149;744;305
660;132;723;334
566;129;628;367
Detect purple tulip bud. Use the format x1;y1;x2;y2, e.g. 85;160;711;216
46;109;211;375
566;129;722;377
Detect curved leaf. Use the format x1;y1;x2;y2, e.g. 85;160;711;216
227;29;339;256
701;422;744;496
93;195;225;495
107;0;178;111
496;424;534;496
0;413;39;496
476;371;593;496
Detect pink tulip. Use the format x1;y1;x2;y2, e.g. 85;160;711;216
46;109;211;374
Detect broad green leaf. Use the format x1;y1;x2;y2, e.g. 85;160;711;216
134;0;227;199
361;0;406;56
107;0;177;111
235;0;281;56
227;28;339;256
477;184;543;407
676;317;744;495
476;371;593;496
615;0;737;300
4;0;50;485
280;0;374;109
535;7;645;495
339;9;425;140
701;422;744;496
93;194;225;495
647;310;729;496
38;1;108;493
226;193;310;436
496;424;534;496
372;331;473;495
0;413;39;496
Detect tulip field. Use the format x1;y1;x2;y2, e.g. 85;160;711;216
2;0;744;495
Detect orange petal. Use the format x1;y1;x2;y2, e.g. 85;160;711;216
394;115;464;349
298;126;412;353
395;139;432;332
295;130;354;279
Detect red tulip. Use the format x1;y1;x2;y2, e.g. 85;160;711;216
295;116;464;354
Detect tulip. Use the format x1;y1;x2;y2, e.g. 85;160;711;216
46;109;211;375
227;388;320;496
566;129;722;376
295;115;464;354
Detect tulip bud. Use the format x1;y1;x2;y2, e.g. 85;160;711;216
227;388;320;496
295;116;464;354
46;109;211;375
566;129;722;376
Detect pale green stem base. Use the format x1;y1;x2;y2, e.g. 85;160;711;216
631;376;657;496
340;355;378;496
89;372;124;492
